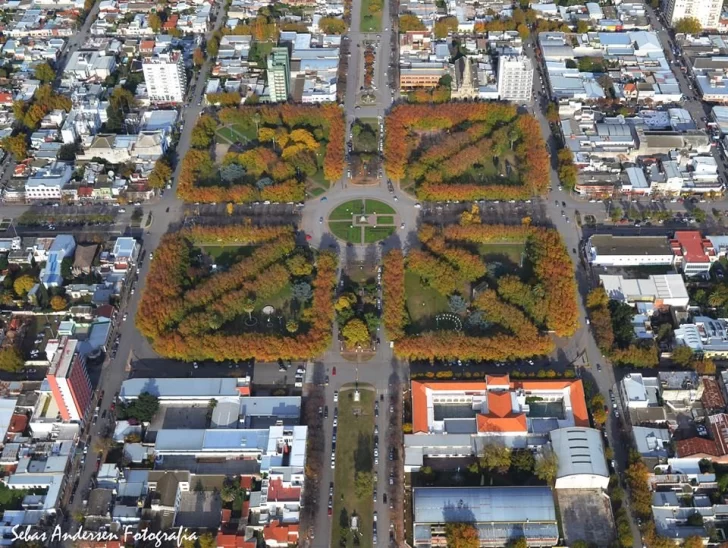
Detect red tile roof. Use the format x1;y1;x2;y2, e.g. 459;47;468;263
7;413;27;434
671;231;714;264
0;92;13;105
676;436;720;458
162;15;178;29
702;378;726;413
411;379;589;434
262;520;299;544
216;532;254;548
239;476;253;489
267;478;301;502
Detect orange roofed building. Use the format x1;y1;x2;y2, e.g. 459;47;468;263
405;375;590;471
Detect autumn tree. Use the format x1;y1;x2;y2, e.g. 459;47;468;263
286;254;313;277
148;158;172;189
434;16;458;39
625;459;652;519
148;12;162;33
674;16;701;34
13;275;35;297
33;62;55;84
445;523;480;548
399;13;426;31
319;17;347;34
590;393;607;426
193;48;205;68
50;295;67;311
1;135;28;161
342;318;370;347
671;345;694;367
0;347;23;372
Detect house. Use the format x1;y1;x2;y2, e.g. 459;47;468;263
670;231;716;277
39;235;76;288
72;244;98;276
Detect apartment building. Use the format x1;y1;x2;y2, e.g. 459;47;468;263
267;47;290;103
497;55;534;102
663;0;721;30
142;51;187;104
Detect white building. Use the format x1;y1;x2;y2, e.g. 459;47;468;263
663;0;721;30
142;51;187;104
497;55;533;102
599;274;689;311
674;316;728;358
550;427;610;490
586;234;674;267
25;162;73;201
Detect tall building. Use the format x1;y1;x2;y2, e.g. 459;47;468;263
142;51;187;104
267;47;290;103
664;0;721;30
46;337;93;423
497;55;534;102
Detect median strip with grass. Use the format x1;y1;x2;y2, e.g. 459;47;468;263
331;388;375;547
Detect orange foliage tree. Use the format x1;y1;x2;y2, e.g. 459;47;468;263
383;104;549;200
381;249;408;340
177;104;344;204
136;225;337;362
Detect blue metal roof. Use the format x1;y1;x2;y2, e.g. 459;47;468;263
413;486;557;524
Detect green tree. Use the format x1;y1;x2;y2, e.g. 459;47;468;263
207;36;220;57
13;275;35;297
242;296;256;322
0;347;23;372
34;62;55;84
445;523;480;548
61;257;73;280
120;392;160;422
354;471;373;499
674;16;701;34
534;448;559;485
478;443;511;473
510;448;535;473
342;318;370;347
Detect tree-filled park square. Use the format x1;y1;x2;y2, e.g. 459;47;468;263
382;215;579;362
383;103;550;201
136;223;337;362
177;104;345;203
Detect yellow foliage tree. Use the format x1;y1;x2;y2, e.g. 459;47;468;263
258;127;275;142
13;275;35;296
50;295;67;311
342;318;370;347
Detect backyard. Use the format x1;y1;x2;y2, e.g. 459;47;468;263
331;388;376;547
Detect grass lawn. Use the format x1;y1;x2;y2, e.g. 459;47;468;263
364;200;394;214
477;242;525;265
216;123;256;144
329;221;363;244
309;170;330;190
0;484;30;512
310;187;326;197
330;200;365;221
404;271;449;330
332;389;375;547
364;226;394;243
198;245;255;268
376;215;394;225
360;0;382;32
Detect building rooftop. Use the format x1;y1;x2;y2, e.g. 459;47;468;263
550;427;609;481
588;234;673;257
119;378;246;400
413;486;557;524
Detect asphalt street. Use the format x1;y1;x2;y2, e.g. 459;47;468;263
63;6;229;528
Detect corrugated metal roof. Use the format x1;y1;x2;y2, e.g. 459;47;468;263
413;486;557;524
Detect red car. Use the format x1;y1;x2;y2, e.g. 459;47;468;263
332;367;336;376
328;507;332;517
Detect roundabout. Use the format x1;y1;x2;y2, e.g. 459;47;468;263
327;198;397;244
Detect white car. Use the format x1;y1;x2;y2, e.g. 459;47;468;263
334;391;339;403
122;313;128;321
149;253;154;260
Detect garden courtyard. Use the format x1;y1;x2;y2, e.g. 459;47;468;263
327;199;397;244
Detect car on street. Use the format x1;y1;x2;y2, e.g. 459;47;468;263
334;390;338;403
596;363;602;371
